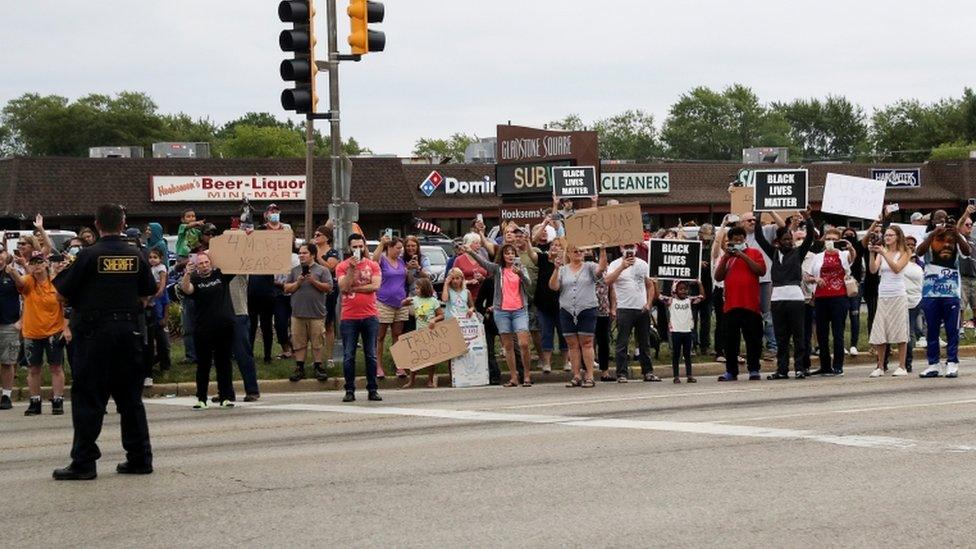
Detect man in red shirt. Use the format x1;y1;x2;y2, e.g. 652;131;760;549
714;226;766;380
335;234;383;402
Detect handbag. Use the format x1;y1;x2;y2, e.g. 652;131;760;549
844;276;859;298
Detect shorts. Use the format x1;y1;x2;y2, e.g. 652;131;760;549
326;290;339;325
26;335;66;367
377;302;409;324
494;308;529;334
559;307;598;337
0;324;19;364
962;277;976;313
527;304;540;332
291;317;325;352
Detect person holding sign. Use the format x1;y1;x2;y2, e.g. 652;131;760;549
548;242;607;388
752;208;815;380
713;227;766;381
401;279;445;389
461;243;533;387
867;226;911;377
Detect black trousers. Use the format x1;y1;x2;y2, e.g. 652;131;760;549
195;325;236;403
273;294;292;349
70;320;152;471
693;296;712;352
771;300;806;375
713;288;726;357
595;315;611;371
483;315;503;384
671;332;693;377
614;308;654;378
723;308;763;377
248;294;275;360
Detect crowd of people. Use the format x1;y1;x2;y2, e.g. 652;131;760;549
2;196;975;413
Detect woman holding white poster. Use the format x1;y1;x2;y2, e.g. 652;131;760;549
548;242;608;388
867;226;911;377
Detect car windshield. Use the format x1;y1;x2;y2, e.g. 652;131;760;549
422;246;448;265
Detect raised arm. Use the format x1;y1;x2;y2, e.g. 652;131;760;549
752;212;775;258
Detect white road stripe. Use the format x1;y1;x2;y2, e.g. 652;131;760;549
720;398;976;423
499;388;764;409
145;399;976;453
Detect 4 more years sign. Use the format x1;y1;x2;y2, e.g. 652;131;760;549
151;175;306;201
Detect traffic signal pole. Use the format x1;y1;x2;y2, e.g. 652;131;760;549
324;0;346;253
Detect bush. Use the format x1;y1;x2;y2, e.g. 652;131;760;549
167;303;182;336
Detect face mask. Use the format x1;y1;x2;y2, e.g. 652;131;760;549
268;213;280;223
733;243;746;252
68;246;81;256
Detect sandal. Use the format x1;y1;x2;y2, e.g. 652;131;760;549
581;378;595;388
502;381;519;388
522;381;533;387
565;377;582;388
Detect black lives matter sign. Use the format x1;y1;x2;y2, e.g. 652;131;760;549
648;239;702;281
753;169;808;212
552;166;597;198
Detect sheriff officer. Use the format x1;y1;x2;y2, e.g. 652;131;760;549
52;204;157;480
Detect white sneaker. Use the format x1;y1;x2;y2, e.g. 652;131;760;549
946;362;959;378
916;337;927;347
919;364;942;378
143;377;153;388
891;367;908;377
939;338;947;348
542;363;552;374
563;362;572;372
849;346;859;356
869;368;883;378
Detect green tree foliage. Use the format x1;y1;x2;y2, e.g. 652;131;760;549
412;133;477;162
660;84;793;161
772;96;870;160
871;97;967;161
215;125;305;158
928;140;976;160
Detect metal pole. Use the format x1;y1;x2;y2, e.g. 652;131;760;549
304;116;314;241
325;0;345;362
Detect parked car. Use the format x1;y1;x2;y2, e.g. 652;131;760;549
421;245;448;291
3;229;78;255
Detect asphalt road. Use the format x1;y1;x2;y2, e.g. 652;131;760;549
4;361;976;548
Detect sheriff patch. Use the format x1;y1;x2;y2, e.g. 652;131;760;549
98;256;138;273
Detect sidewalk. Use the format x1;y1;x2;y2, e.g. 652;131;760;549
11;345;974;401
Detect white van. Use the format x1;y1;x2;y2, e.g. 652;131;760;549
3;229;78;254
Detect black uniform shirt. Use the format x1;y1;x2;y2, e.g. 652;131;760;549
54;234;156;317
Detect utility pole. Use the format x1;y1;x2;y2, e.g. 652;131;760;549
325;0;345;251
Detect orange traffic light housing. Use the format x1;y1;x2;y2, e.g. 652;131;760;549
347;0;385;55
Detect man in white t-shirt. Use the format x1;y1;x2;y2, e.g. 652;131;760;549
605;244;660;382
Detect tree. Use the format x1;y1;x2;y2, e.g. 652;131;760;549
217;112;294;139
929;140;976;160
412;133;477;162
871;97;966;161
772;96;870;160
160;113;218;143
216;124;305;158
660;84;794;160
592;109;662;161
547;114;585;131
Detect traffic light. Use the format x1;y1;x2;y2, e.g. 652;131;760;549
347;0;385;55
279;0;318;113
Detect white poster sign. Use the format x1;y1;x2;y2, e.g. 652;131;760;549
450;317;489;388
599;172;670;195
892;223;928;244
150;175;306;202
821;173;886;220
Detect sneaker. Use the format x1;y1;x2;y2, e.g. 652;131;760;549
869;368;883;378
51;397;64;415
314;364;329;382
24;398;41;416
686;376;697;383
946;362;959;378
563;362;572;372
0;394;12;410
143;377;153;388
939;338;947;348
192;400;209;410
367;391;383;402
919;365;942;378
643;373;662;382
891;367;908;377
717;373;737;382
288;367;306;382
342;392;355;402
243;393;261;402
716;355;726;363
849;346;859;356
542;363;552;374
748;372;761;381
617;376;628;383
219;400;235;408
915;337;927;347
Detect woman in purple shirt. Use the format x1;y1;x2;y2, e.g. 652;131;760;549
371;236;409;378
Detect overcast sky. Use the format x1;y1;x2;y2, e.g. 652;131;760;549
3;1;974;156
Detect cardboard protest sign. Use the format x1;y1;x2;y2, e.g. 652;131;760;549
563;202;644;249
892;223;928;245
552;166;597;199
451;316;489;388
648;239;702;280
822;173;886;220
390;318;467;372
753;169;808;212
208;229;294;274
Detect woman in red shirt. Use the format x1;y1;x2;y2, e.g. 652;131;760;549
809;228;855;376
453;233;489;301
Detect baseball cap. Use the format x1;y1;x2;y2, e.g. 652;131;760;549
28;251;46;263
266;203;280;212
910;212;923;222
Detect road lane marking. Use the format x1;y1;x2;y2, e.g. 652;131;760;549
498;388;764;409
145;399;976;453
718;398;976;423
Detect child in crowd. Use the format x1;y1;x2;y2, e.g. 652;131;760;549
175;209;205;258
441;267;474;320
402;278;444;389
660;281;702;383
147;248;171;375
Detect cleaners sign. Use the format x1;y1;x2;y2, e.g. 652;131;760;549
552;166;597;198
648;239;702;281
752;169;808;212
150;175;306;202
600;172;670;195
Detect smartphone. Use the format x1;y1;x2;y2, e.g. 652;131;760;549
476;213;483;223
49;253;65;263
384;228;393;239
834;240;848;250
353;249;362;261
301;264;310;276
885;203;900;214
624;249;635;258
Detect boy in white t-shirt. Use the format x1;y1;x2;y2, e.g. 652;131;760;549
660;281;702;383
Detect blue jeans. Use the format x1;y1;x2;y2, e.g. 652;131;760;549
760;282;776;350
536;307;568;352
922;297;960;365
181;298;196;361
341;316;379;393
232;315;260;396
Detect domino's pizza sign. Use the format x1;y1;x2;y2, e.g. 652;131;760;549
419;171;496;196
